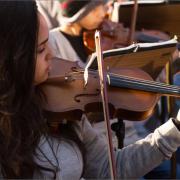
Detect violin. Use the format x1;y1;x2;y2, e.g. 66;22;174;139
40;58;180;128
83;19;128;53
83;19;170;54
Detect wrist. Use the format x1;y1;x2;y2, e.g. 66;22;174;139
172;109;180;131
177;109;180;121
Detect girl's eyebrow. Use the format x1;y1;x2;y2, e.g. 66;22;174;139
38;38;48;47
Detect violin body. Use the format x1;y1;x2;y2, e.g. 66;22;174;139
83;20;128;53
41;58;160;122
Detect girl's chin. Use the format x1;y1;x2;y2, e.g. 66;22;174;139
34;75;48;85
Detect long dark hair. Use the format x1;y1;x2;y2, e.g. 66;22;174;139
0;1;85;179
0;1;47;178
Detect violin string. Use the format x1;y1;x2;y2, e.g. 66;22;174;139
109;77;180;96
88;68;180;91
108;72;168;88
87;69;180;91
108;74;180;95
109;75;180;94
61;69;180;94
109;72;180;91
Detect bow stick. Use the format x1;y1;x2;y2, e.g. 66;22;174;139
128;0;138;44
95;30;116;179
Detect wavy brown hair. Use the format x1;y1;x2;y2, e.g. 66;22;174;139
0;1;85;179
0;1;49;178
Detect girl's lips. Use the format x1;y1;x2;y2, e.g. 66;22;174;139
48;65;52;71
46;66;52;74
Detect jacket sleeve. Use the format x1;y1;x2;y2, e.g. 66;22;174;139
74;115;180;179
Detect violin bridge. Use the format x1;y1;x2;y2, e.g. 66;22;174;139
64;75;74;82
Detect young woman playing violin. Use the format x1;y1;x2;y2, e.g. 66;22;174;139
1;0;180;179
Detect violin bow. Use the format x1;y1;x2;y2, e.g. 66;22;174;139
128;0;138;44
94;30;117;180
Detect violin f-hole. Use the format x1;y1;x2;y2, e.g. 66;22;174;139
74;89;100;102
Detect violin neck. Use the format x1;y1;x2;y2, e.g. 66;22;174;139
135;32;164;43
108;73;180;97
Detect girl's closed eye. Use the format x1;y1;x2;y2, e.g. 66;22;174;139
37;46;45;54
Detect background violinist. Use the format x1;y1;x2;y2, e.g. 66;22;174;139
49;0;109;67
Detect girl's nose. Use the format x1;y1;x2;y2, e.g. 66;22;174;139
46;44;53;62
